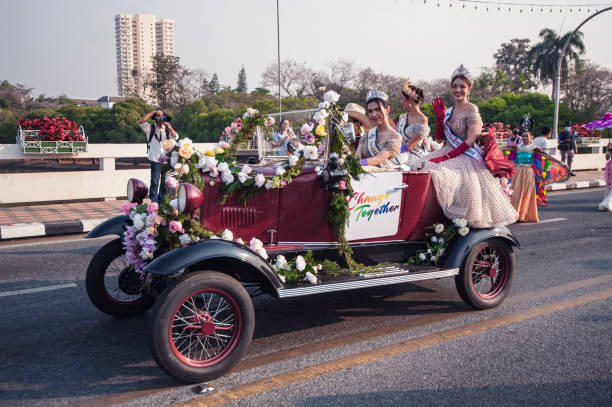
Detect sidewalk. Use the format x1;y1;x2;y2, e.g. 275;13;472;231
0;170;606;240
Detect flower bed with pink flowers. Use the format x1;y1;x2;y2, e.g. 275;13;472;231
17;117;87;154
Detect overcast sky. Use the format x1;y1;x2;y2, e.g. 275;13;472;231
2;0;611;98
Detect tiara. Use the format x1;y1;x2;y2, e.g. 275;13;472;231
366;88;388;103
451;64;472;82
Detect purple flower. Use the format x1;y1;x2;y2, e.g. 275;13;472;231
305;133;315;144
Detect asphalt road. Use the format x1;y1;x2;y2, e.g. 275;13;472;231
0;188;610;407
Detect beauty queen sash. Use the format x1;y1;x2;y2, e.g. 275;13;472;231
365;128;400;167
443;106;485;166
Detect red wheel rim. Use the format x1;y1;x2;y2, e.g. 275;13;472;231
469;243;509;299
169;288;242;367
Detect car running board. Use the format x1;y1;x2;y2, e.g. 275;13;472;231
276;264;460;298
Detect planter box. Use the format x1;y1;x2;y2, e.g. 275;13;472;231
576;137;600;145
17;127;88;154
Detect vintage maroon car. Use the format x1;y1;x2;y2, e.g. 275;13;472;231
85;119;518;383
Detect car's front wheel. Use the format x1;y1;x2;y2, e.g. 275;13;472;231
86;238;155;317
147;271;255;383
455;239;514;310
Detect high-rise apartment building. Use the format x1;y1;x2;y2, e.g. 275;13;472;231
114;13;174;99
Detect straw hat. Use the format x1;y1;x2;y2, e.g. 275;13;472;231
343;103;371;129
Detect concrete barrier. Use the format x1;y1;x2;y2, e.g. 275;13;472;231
0;143;215;204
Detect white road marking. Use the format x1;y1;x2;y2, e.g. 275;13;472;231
524;217;568;225
0;235;114;250
0;283;77;297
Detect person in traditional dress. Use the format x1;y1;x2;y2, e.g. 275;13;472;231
355;89;402;169
598;143;612;211
396;79;432;169
419;65;518;228
509;130;539;222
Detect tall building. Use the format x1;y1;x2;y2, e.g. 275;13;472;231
114;13;174;99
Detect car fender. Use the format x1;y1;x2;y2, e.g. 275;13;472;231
443;226;520;269
143;239;284;295
84;215;126;239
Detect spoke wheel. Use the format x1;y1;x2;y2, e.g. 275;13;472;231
86;238;155;317
148;271;254;383
455;239;514;310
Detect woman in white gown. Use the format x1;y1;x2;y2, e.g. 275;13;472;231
396;79;432;169
420;65;517;228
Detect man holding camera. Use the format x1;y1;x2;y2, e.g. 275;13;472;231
139;109;178;203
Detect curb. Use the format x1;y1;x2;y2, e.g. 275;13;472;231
0;180;606;241
0;218;107;240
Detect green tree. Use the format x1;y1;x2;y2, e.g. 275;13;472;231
528;28;585;98
493;38;535;92
146;54;186;110
209;73;220;95
236;66;248;93
107;98;153;143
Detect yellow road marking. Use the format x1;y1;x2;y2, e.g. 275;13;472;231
175;287;612;407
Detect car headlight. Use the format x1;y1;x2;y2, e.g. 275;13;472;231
177;183;204;215
127;178;148;204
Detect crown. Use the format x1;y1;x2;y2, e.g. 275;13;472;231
366;88;388;104
451;64;472;82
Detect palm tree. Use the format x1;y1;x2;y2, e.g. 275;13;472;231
528;28;585;98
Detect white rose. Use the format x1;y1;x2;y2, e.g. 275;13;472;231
249;237;263;251
255;247;268;260
458;219;468;228
313;109;328;123
288;155;298;167
221;229;234;241
218;162;229;173
418;253;427;261
303;145;318;160
458;227;470;236
295;255;306;271
235;237;244;245
173;163;182;172
221;171;234;185
278;274;286;283
133;216;145;231
179;138;193;148
182;164;190;175
169;199;179;209
430;255;436;262
237;172;248;184
427;248;432;254
178;233;192;246
341;112;349;124
431;236;437;243
323;90;340;104
318;101;330;109
275;255;290;271
170;151;180;167
209;235;220;240
276;166;286;176
265;180;274;190
434;224;445;234
255;173;266;187
304;271;317;284
241;165;252;175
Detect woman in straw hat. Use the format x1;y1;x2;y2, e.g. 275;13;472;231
419;65;517;228
396;79;432;168
355;89;402;169
343;102;370;149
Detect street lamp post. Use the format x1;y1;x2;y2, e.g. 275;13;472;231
553;6;612;139
276;0;282;118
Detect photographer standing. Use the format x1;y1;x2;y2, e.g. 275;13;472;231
139;109;178;203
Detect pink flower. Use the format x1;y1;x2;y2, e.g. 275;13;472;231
338;180;347;190
209;166;219;178
169;221;184;234
300;123;313;136
219;141;231;149
305;133;315;144
317;142;325;154
121;202;137;216
147;202;159;215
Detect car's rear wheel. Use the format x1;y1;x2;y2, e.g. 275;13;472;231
455;239;514;309
86;238;155;317
147;271;255;383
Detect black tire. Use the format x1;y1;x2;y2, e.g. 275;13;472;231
455;239;515;310
86;238;155;317
147;271;255;383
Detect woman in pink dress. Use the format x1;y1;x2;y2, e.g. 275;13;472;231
420;65;517;228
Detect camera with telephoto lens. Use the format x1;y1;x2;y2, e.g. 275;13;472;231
154;113;169;123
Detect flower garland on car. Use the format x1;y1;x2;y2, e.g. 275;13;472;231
120;91;364;285
406;218;470;266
